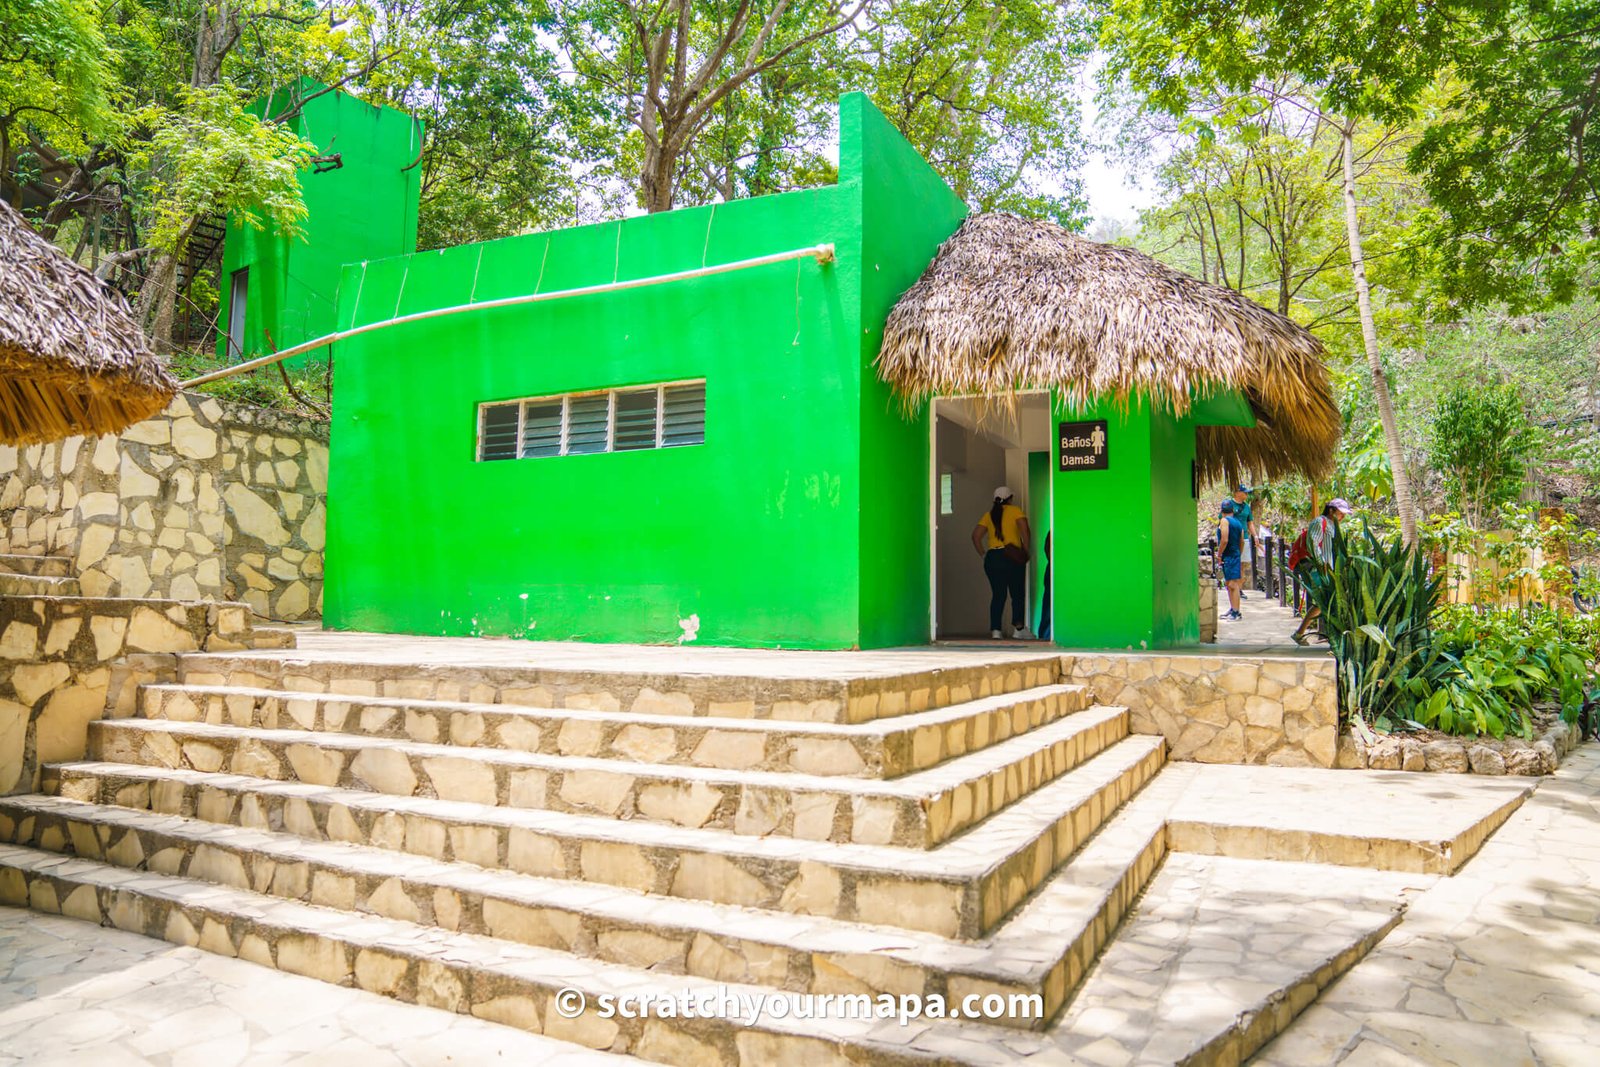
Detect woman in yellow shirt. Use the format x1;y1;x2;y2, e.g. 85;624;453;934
971;486;1033;640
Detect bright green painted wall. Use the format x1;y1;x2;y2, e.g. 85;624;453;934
1050;396;1158;647
325;94;959;649
1150;412;1200;646
1027;450;1051;632
1047;392;1241;649
218;81;420;366
852;96;969;648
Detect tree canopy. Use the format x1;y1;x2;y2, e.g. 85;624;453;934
3;0;1597;526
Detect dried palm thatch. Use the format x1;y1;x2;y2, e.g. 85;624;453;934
878;213;1341;484
0;199;177;445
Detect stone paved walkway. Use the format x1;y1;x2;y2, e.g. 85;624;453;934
0;907;631;1067
1254;743;1600;1066
1215;595;1320;652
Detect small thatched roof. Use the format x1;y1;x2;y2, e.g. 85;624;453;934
878;213;1341;483
0;199;177;445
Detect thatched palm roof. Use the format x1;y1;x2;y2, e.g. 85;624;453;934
878;213;1341;483
0;199;177;444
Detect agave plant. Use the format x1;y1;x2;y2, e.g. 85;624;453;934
1304;525;1446;727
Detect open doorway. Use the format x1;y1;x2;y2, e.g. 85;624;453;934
932;393;1052;641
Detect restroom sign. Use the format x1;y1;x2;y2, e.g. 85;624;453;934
1059;420;1109;471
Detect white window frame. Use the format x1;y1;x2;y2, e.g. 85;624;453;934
476;378;705;462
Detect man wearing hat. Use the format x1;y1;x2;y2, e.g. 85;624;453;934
1290;498;1353;645
1225;484;1258;597
1216;501;1247;620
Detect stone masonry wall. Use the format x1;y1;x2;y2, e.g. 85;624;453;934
0;392;328;620
0;595;255;795
1061;651;1339;767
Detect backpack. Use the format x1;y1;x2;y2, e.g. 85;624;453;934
1287;527;1311;571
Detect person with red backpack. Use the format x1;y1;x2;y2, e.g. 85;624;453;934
1289;498;1352;645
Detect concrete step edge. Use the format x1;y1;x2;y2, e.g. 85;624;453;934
0;791;1135;1011
0;842;1033;1067
0;553;74;577
134;682;1093;780
171;652;1065;724
47;737;1166;937
87;707;1133;848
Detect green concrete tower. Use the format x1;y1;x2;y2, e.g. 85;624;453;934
217;79;421;366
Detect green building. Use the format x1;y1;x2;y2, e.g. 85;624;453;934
217;79;421;365
231;90;1335;651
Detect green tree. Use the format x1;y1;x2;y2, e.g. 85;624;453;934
1102;0;1600;308
1132;92;1353;322
1410;4;1600;309
341;1;588;247
1102;4;1439;543
125;84;314;336
1428;383;1536;529
0;0;116;203
857;0;1094;224
553;0;868;213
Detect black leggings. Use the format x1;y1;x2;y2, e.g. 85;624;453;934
983;549;1026;631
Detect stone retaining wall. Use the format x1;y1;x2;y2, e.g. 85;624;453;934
1336;719;1581;776
1060;651;1339;767
0;595;255;795
0;392;328;620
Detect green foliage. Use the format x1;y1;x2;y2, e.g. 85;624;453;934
1099;0;1469;124
1426;383;1535;529
1305;525;1444;726
1410;6;1600;308
126;84;314;253
1103;0;1600;307
348;0;591;247
859;0;1095;226
0;0;115;147
1130;93;1353;320
1428;607;1600;738
166;350;330;417
1332;421;1395;508
1311;506;1600;739
553;0;862;213
1422;504;1598;613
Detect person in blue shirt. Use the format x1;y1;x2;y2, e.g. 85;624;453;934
1223;484;1257;599
1217;500;1246;620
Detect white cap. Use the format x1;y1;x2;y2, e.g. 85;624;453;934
993;486;1012;500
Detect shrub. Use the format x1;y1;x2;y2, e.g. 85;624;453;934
1427;383;1535;529
1305;525;1444;727
1426;607;1600;739
1314;515;1600;739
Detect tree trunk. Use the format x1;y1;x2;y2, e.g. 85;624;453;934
1340;123;1418;546
640;144;677;213
136;251;180;351
0;119;13;208
192;2;239;87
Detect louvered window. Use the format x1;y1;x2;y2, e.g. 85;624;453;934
613;390;659;451
476;380;706;461
479;403;520;461
566;394;610;455
661;383;707;447
521;400;563;458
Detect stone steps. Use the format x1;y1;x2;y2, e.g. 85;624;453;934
247;626;300;650
47;734;1166;938
172;651;1062;725
0;572;82;596
133;682;1092;780
0;784;1162;1028
1047;853;1420;1067
83;702;1129;849
0;841;1039;1066
0;552;73;577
